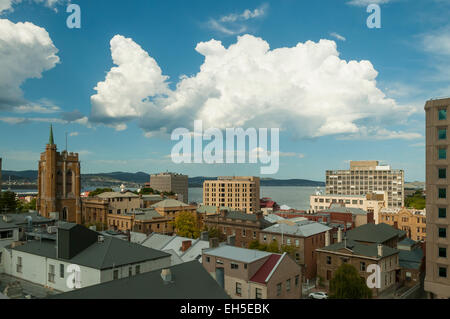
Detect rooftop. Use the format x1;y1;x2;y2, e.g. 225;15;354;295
346;223;406;244
49;261;229;299
263;221;331;237
97;192;139;199
249;254;283;284
0;213;53;230
318;240;398;259
204;245;272;263
320;207;369;215
151;198;191;208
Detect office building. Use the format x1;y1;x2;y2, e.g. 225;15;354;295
326;161;404;208
203;176;261;214
424;97;450;298
150;172;189;203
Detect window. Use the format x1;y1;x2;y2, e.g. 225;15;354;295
206;257;210;263
276;283;282;296
16;256;22;273
439;267;447;278
129;267;133;277
439;188;447;199
439;227;447;238
360;262;366;271
439;247;447;258
287;239;291;245
242;229;246;237
113;269;119;280
0;230;13;239
439;109;447;120
255;288;262;299
439;148;447;160
60;264;64;278
326;256;332;265
295;239;299;247
439;168;447;179
48;264;55;283
286;279;291;292
231;263;239;270
439;208;447;218
438;128;447;140
235;282;242;296
135;265;141;274
253;231;257;239
295;275;299;287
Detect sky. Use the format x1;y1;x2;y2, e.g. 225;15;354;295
0;0;449;181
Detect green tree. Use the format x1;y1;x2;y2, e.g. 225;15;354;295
267;239;280;253
171;211;201;239
249;240;261;250
89;188;113;197
16;197;37;212
405;189;426;209
0;191;18;213
329;263;372;299
139;188;155;195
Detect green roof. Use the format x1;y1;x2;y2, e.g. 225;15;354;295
346;223;406;244
318;240;398;259
151;199;190;208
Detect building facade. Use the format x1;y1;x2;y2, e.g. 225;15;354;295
326;161;404;208
203;176;261;214
202;246;302;299
379;207;427;242
37;126;81;224
310;192;387;224
150;172;189;203
425;97;450;299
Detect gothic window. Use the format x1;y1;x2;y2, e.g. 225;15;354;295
67;170;73;193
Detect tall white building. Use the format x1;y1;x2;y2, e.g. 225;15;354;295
325;161;404;208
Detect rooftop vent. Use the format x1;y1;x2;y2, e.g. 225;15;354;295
98;235;105;243
2;215;12;223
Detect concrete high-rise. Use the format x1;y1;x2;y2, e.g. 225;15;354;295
150;172;189;203
203;176;260;214
424;97;450;298
326;161;404;208
37;125;81;223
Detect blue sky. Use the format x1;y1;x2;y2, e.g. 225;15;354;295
0;0;448;181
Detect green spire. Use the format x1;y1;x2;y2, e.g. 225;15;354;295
49;124;54;145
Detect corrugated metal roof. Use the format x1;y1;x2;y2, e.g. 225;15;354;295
263;221;331;237
249;254;281;284
204;245;272;263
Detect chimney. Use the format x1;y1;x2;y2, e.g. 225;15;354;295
256;211;263;220
200;231;209;241
325;230;330;247
161;269;172;283
181;240;192;252
209;237;219;248
337;227;342;243
378;244;383;257
227;234;236;246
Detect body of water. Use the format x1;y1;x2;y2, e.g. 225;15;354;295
189;186;324;211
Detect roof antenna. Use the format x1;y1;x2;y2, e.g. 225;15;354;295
65;132;68;152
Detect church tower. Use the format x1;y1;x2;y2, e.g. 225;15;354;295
37;125;81;223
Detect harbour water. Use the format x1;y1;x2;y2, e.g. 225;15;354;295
189;186;325;211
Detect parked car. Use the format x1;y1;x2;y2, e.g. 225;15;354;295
308;292;328;299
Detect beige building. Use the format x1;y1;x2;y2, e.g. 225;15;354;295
96;191;141;215
203;176;260;214
425;97;450;299
379;207;426;242
310;192;387;224
150;172;188;203
326;161;404;208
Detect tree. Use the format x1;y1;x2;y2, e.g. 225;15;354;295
89;188;113;197
139;188;155;195
171;211;201;239
329;263;372;299
17;197;37;212
405;189;426;209
249;240;260;250
267;239;280;253
0;191;18;213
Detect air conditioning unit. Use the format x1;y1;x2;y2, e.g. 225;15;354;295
98;235;105;243
47;226;58;234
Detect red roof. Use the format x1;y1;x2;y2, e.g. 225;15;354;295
250;254;282;284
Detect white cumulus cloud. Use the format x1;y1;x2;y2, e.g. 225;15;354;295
0;0;66;14
0;19;60;111
89;34;418;140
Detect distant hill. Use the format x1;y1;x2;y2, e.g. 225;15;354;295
1;170;324;189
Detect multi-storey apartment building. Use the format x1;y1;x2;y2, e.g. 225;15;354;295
150;172;189;203
424;97;450;299
326;161;404;208
379;207;427;242
37;125;81;223
203;176;260;214
310;192;387;224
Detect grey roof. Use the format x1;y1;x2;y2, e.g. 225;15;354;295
133;209;163;221
320;207;368;215
204;245;273;263
263;221;331;237
399;247;424;270
12;236;170;270
97;191;139;199
49;261;230;299
398;238;416;248
223;211;273;228
151;199;190;208
0;213;53;230
264;214;285;223
318;240;399;259
346;223;406;244
142;233;176;250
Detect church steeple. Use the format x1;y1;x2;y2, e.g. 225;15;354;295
49;124;55;145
